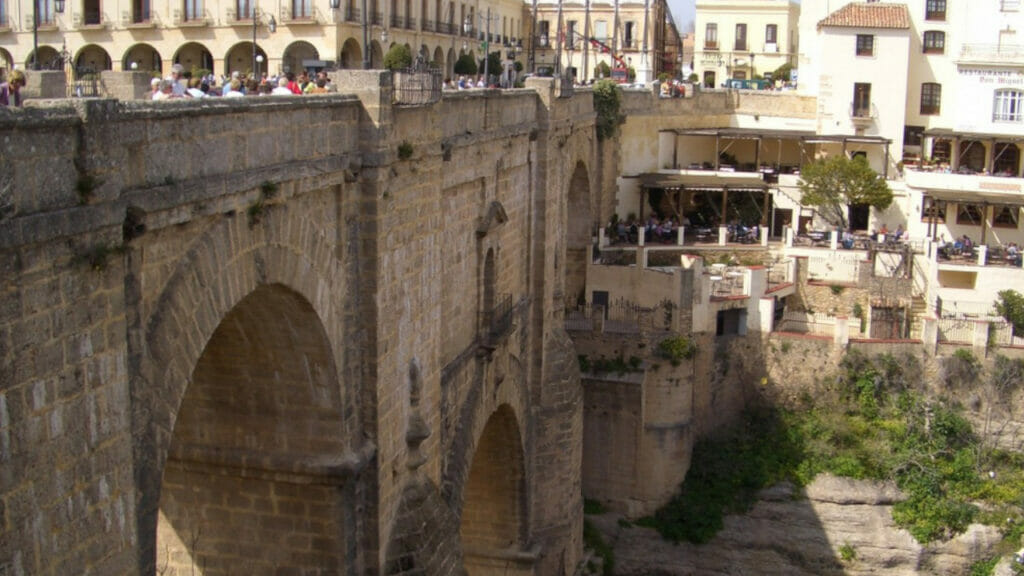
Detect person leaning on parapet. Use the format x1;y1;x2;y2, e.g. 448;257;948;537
1;69;26;107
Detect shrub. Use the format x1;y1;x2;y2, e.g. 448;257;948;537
383;44;412;70
593;79;623;141
657;336;696;366
453;53;477;76
995;290;1024;333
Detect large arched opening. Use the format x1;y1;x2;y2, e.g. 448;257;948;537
73;44;112;77
156;283;348;574
224;42;266;76
565;161;592;305
26;45;60;70
460;404;526;574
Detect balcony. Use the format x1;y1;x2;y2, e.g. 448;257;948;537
958;43;1024;64
849;102;878;125
763;42;777;53
703;41;718;51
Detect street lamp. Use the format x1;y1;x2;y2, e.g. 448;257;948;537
251;1;276;78
255;54;264;78
32;0;65;70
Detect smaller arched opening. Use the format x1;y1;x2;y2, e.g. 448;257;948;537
282;40;319;73
123;43;162;74
432;45;445;72
173;42;214;75
0;48;14;76
26;45;60;70
73;44;112;78
370;40;385;69
460;404;526;573
340;37;363;69
224;42;266;77
565;161;592;305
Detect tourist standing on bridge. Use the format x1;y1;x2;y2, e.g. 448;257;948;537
1;70;26;107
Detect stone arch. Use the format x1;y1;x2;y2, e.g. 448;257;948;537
282;40;319;73
446;46;456;77
73;44;112;77
132;204;366;574
340;37;362;68
460;404;527;573
432;45;445;72
173;42;214;74
565;160;592;305
26;45;60;70
0;48;14;75
370;40;385;69
224;42;266;76
157;283;350;574
122;43;162;74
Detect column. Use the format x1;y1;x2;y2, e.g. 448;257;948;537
830;230;838;251
834;316;850;349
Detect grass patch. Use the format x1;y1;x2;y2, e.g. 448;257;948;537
583;519;614;576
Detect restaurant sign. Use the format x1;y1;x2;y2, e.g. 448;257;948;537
958;67;1024;86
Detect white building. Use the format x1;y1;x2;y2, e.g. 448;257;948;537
693;0;800;88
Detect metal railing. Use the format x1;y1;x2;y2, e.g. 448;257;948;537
959;43;1024;61
393;59;442;105
850;101;878;120
344;5;360;21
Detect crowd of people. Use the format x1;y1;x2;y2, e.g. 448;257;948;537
149;63;335;100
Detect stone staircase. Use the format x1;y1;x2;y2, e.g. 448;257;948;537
909;294;928;339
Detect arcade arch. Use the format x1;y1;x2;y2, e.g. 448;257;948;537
173;42;214;74
123;43;162;74
565;161;592;305
73;44;112;76
282;40;319;73
225;42;267;76
340;37;362;68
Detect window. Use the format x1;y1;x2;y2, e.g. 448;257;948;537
0;0;6;27
957;204;984;226
923;30;945;54
926;0;946;20
993;206;1020;228
293;0;311;18
853;83;872;117
994;89;1024;122
594;20;607;43
765;24;777;44
35;0;54;24
904;125;924;146
567;20;577;48
994;143;1020;175
735;23;747;51
624;21;634;48
920;83;941;115
184;0;201;20
236;0;251;18
856;34;874;56
539;20;549;47
705;23;718;49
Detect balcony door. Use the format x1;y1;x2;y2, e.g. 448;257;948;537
853;83;871;117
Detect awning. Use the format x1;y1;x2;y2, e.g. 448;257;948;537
924;188;1024;206
923;128;1024;143
638;172;769;191
663;127;891;145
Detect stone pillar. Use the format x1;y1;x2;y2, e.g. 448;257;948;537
922;316;938;355
978;245;988;266
834;316;850;349
758;297;775;333
638;227;645;246
830;230;838;251
598;227;607;248
878;233;887;244
973;320;989;355
677;226;685;246
718;225;728;246
100;71;153;101
760;226;769;246
785;227;794;247
639;246;648;269
23;70;67;99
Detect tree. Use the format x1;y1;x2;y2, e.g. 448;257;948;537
797;154;893;230
484;51;502;81
383;44;412;71
994;289;1024;334
773;62;793;82
594;61;611;79
453;53;477;76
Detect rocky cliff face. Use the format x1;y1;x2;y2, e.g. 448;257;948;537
598;474;1009;576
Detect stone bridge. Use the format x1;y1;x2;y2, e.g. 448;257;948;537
0;73;610;575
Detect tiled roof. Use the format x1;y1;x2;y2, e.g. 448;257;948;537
818;2;910;30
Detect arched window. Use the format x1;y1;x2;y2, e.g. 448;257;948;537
920;82;941;115
923;30;945;54
994;89;1024;122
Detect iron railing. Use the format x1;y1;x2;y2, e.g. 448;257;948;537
393;58;442;105
344;5;359;21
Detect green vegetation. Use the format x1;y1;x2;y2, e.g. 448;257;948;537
397;140;414;160
453;53;478;76
583;519;614;576
578;354;643;375
969;556;998;576
798;155;893;231
995;290;1024;334
593;79;623;141
838;542;856;563
656;336;697;367
830;285;845;295
640;351;1024;550
383;44;412;70
584;499;607;515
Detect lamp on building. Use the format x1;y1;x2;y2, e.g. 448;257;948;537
251;2;276;78
328;0;339;8
749;52;755;78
